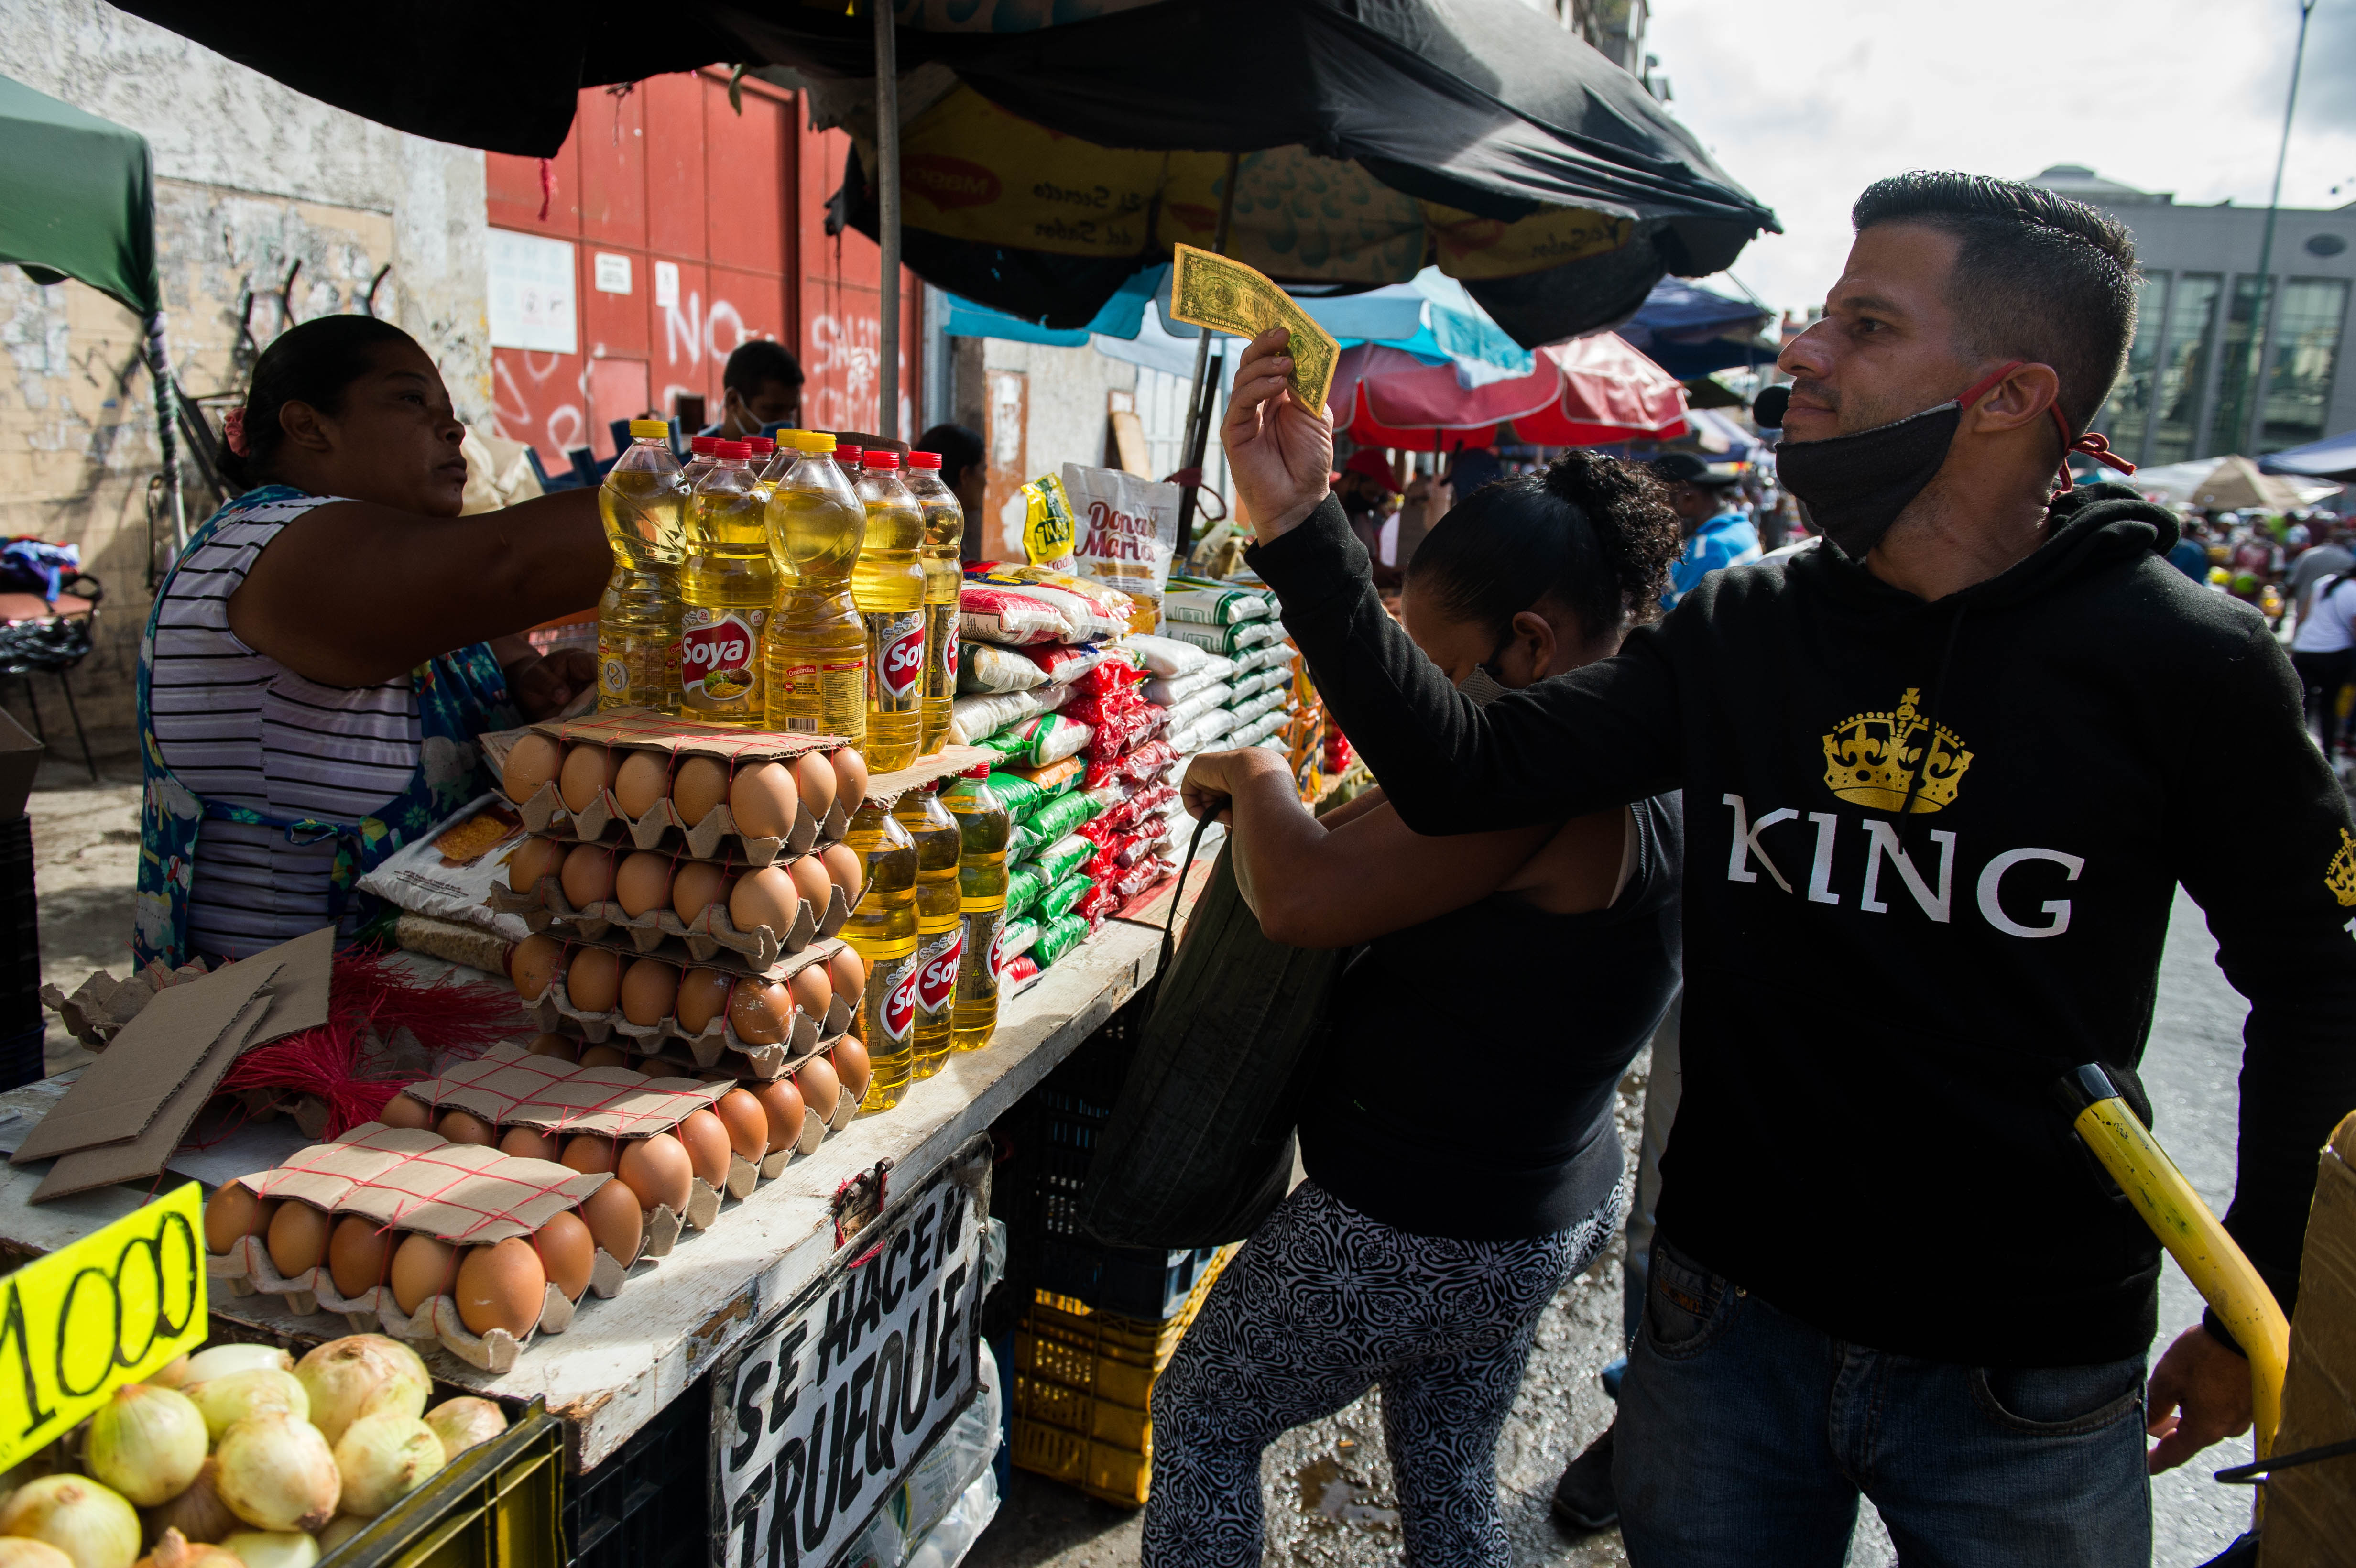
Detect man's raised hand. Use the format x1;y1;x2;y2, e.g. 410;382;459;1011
1222;327;1335;544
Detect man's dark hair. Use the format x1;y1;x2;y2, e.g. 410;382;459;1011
1852;172;2139;438
916;422;983;479
722;339;804;398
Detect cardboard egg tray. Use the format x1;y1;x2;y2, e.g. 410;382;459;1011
522;952;855;1080
489;869;851;969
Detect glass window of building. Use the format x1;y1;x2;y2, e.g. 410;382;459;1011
2151;273;2221;466
2099;273;2167;464
2258;276;2350;452
2208;274;2276;455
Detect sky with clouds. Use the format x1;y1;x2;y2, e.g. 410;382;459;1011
1649;0;2356;318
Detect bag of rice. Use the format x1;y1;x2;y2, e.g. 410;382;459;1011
993;714;1094;770
972;571;1126;642
1039;872;1095;922
1160;583;1273;626
1126;633;1215;677
1035;834;1095;884
985;770;1046;818
1005;863;1046;920
1035;912;1091;966
961;582;1076;646
1027;786;1104;843
1144;669;1226;708
960;642;1049;694
1074;883;1124;925
998;915;1041;960
1000;753;1086;792
1024;642;1113;684
1160;619;1278;657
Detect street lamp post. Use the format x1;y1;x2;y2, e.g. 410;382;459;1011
2237;0;2319;453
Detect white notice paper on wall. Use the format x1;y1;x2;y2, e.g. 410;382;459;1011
654;259;680;310
486;229;578;354
592;252;633;295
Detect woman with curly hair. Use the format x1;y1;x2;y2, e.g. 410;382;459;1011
1148;452;1686;1567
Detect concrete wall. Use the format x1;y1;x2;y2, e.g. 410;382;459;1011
0;0;490;750
975;338;1137;558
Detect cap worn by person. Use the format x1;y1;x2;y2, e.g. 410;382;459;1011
1343;448;1397;485
1654;453;1743;489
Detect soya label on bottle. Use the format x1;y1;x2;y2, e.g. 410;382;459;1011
916;928;962;1014
873;612;927;703
881;954;920;1043
938;617;960;687
681;610;763;704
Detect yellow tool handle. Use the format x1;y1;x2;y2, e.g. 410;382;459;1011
2072;1096;2290;1458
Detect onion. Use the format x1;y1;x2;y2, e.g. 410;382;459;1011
311;1518;365;1554
128;1530;239;1568
420;1399;506;1463
213;1415;339;1534
292;1339;428;1448
179;1347;292;1385
87;1386;207;1507
147;1358;190;1392
329;1416;443;1520
0;1475;142;1568
140;1459;234;1547
218;1532;317;1568
185;1369;307;1443
0;1541;75;1568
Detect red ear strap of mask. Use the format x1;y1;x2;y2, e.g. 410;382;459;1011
1957;361;2137;493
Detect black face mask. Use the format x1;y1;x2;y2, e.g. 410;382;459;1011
1772;362;2020;560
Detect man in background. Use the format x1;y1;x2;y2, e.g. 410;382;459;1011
2287;519;2352;622
1336;447;1404;589
704;340;805;440
1655;453;1760;607
916;423;989;562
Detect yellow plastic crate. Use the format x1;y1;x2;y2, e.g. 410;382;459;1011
1011;1417;1089;1487
323;1403;562;1568
1082;1438;1152;1507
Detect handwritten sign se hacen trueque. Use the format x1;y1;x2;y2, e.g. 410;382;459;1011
0;1184;208;1472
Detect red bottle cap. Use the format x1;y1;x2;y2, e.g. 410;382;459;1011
962;764;990;778
746;436;775;456
690;436;720;455
717;440;753;460
908;451;942;469
864;450;902;470
837;446;864;465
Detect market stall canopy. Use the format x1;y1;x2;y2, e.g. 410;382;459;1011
1617;276;1773;380
1334;334;1686;451
2191;455;2322;512
120;0;1777;348
0;72;158;315
2260;427;2356;480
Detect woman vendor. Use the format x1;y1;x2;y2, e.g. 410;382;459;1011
135;315;611;969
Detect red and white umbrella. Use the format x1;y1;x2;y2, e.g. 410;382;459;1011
1335;335;1688;452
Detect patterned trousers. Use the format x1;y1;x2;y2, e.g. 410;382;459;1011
1142;1178;1624;1567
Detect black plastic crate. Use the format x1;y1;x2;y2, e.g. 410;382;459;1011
564;1374;709;1568
0;816;38;1038
1037;1237;1223;1320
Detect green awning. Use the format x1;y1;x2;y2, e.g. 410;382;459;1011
0;71;158;317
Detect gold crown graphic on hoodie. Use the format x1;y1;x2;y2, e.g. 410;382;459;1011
2327;829;2356;907
1822;687;1973;813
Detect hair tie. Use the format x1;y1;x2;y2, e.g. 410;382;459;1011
224;407;251;457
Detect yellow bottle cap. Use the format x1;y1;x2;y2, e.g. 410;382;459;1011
629;419;670;438
782;429;835;453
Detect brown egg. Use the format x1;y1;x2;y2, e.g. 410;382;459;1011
328;1215;391;1298
671;755;729;827
500;734;562;804
797;1056;841;1121
677;1110;731;1187
728;978;794;1045
729;761;800;840
561;843;617;910
567;947;622;1013
559;743;619;814
580;1184;642;1264
750;1078;805;1152
613;852;674;918
832;1039;872;1100
676;968;732;1034
437;1109;496;1146
379;1092;432;1130
506;835;565;894
498;1126;557;1163
390;1232;457;1314
617;1134;694;1214
266;1201;330;1278
509;934;565;1001
561;1135;618;1175
671;861;734;926
714;1090;769;1162
819;844;863;899
526;1033;578;1062
829;748;870;806
578;1044;631;1069
618;958;680;1027
729;866;800;936
787;964;831;1019
613;750;671;819
786;855;832;915
828;946;865;1001
533;1212;596;1302
455;1238;546;1338
203;1181;273;1254
792;752;837;820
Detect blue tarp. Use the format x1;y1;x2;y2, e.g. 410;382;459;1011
2261;427;2356;479
1620;276;1772;381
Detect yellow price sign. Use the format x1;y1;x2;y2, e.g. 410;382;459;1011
0;1183;207;1473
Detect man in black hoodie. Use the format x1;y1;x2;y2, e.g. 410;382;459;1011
1187;173;2356;1564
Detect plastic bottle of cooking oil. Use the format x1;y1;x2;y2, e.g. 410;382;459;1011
763;431;869;743
743;435;776;502
904;450;965;756
595;419;688;714
852;452;928;771
893;784;962;1079
678;440;773;726
681;434;721;488
943;766;1010;1051
841;803;917;1111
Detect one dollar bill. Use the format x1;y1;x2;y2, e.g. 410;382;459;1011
1168;243;1339;416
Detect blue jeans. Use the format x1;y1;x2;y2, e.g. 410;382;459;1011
1615;1237;2152;1568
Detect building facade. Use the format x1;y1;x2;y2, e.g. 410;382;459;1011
2032;164;2356;466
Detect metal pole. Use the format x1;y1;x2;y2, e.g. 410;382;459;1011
2239;0;2316;454
1175;151;1241;558
875;0;901;442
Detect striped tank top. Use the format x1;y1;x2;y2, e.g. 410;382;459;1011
146;491;421;960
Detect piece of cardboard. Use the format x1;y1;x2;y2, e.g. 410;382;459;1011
0;708;43;820
247;1122;610;1245
2265;1109;2356;1557
396;1042;729;1139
